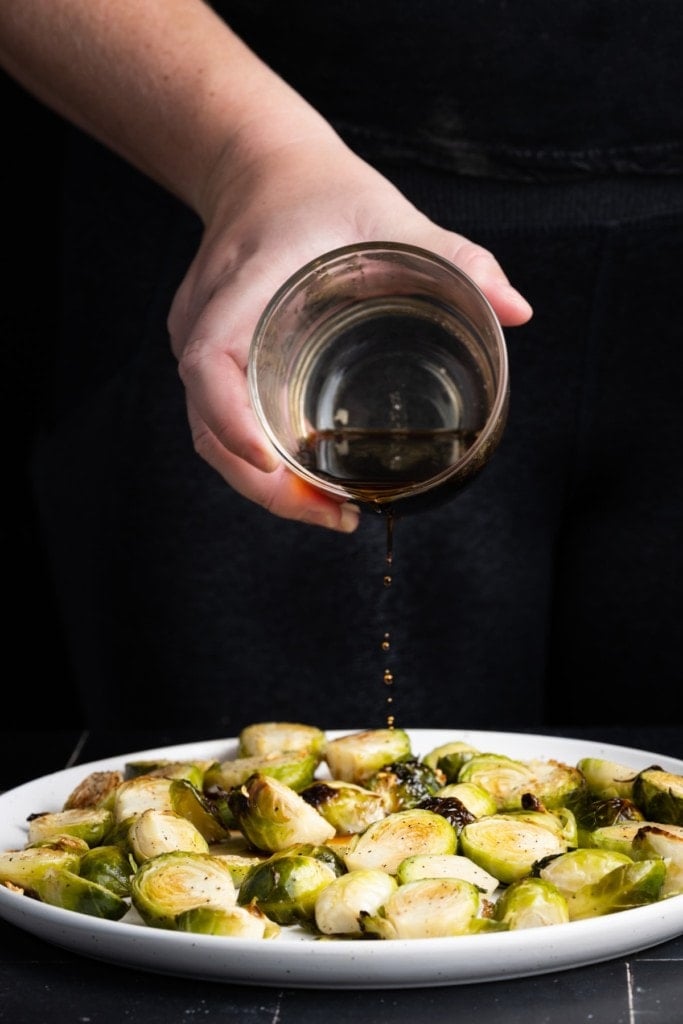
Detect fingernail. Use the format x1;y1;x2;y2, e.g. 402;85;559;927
338;503;361;533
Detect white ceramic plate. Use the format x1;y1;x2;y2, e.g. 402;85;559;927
0;729;681;989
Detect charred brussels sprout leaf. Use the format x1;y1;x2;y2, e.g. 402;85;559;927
365;759;445;812
169;778;231;842
417;796;476;834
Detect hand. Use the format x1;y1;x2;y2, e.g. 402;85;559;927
168;133;532;532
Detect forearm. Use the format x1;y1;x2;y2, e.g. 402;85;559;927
0;0;337;217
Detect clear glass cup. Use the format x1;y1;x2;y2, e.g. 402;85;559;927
248;242;509;515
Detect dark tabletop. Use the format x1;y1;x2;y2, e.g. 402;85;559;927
1;725;681;1024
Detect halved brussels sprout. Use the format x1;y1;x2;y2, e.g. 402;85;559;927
314;868;398;936
536;847;633;897
237;721;327;761
129;808;209;862
396;853;499;896
631;823;683;897
633;768;683;825
113;775;175;824
63;770;123;811
203;749;319;794
344;808;456;875
493;877;569;929
176;903;280;938
585;820;663;856
360;877;482;939
0;845;83;891
300;780;386;835
169;778;230;842
571;794;645;847
124;759;210;785
458;755;584;811
208;833;269;886
566;858;666;920
267;842;346;877
34;867;129;920
422;741;480;782
437;782;498;818
27;807;113;848
365;759;445;812
237;853;337;925
459;815;569;884
504;807;578;847
228;774;335;852
130;851;236;928
577;757;637;800
79;844;134;897
324;728;412;785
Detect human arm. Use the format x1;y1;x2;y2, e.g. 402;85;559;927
0;0;532;531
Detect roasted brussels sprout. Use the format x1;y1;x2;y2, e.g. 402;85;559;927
436;782;498;818
324;728;412;784
422;741;480;782
570;793;645;846
566;859;666;920
130;851;237;928
63;770;123;810
237;721;327;761
459;814;570;884
459;755;584;811
237;853;337;926
300;780;386;835
113;775;175;824
314;868;398;936
228;774;335;851
203;749;319;794
344;808;456;875
493;876;569;929
360;877;483;939
79;844;134;897
536;847;634;897
633;768;683;825
176;903;280;938
27;807;114;848
585;820;662;856
169;778;231;842
576;757;637;800
365;759;445;812
631;823;683;897
395;853;498;895
34;867;129;920
129;808;210;862
0;845;83;891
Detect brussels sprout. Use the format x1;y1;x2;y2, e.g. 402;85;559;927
0;845;83;891
504;807;578;847
63;770;123;811
396;853;499;896
536;847;633;897
360;877;482;939
169;778;230;842
344;808;456;875
493;877;569;929
228;774;335;852
124;760;210;785
585;820;663;856
459;755;584;812
422;741;480;782
365;759;445;812
631;823;683;897
314;869;398;936
27;834;90;856
176;903;280;938
459;815;569;884
27;807;114;848
238;721;327;761
633;768;683;825
203;749;319;794
577;757;637;800
130;851;236;928
566;859;666;920
79;844;134;897
113;776;175;824
267;842;346;877
571;794;645;846
324;728;413;785
207;831;269;885
237;853;337;925
300;780;386;835
129;808;210;863
416;796;476;834
34;867;129;920
437;782;498;818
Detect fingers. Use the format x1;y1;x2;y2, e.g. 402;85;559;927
186;401;361;531
430;234;533;327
